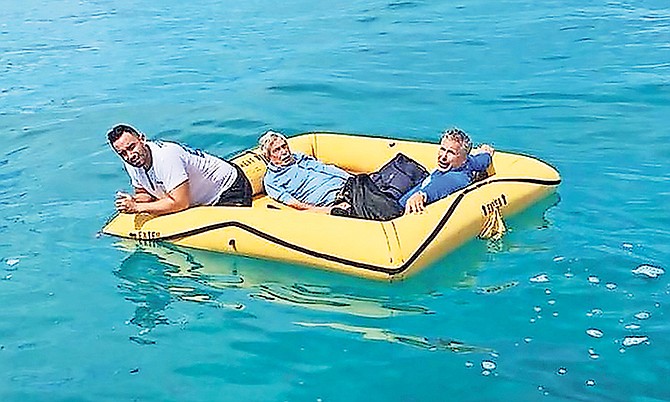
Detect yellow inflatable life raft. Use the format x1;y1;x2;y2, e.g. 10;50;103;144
102;132;561;281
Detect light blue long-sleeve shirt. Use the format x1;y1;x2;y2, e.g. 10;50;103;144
264;153;351;207
399;153;492;207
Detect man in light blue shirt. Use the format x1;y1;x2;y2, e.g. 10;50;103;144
400;128;494;214
260;131;351;213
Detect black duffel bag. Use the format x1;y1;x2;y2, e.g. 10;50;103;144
369;153;429;200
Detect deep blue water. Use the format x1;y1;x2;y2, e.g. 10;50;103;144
2;0;670;401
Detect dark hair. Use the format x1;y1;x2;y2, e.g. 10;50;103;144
107;124;141;144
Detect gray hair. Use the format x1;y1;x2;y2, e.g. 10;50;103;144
440;127;472;155
258;130;288;159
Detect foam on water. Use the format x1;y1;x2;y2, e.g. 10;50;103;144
586;328;604;338
530;273;550;283
632;264;665;279
622;335;649;347
634;311;651;320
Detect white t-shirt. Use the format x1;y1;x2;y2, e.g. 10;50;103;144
124;141;237;206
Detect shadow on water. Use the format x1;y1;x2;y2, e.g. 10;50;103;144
112;192;560;349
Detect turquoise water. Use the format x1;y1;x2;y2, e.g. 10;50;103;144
2;0;669;400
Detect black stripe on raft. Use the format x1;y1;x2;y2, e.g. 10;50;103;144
143;177;561;276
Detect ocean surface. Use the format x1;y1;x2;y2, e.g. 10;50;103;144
1;0;669;401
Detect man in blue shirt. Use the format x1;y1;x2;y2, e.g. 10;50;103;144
400;128;494;214
260;130;351;213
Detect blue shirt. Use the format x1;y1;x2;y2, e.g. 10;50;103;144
264;153;351;207
399;153;492;207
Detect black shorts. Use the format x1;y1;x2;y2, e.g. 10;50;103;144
214;163;253;207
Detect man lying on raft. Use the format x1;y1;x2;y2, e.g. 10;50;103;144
259;130;352;214
400;128;494;214
108;124;252;216
259;128;493;219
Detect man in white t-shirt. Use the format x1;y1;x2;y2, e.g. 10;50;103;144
107;124;252;216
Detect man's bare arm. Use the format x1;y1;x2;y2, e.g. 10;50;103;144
132;187;155;203
115;180;190;215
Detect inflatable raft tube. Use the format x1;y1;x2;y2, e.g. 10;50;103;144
102;132;561;281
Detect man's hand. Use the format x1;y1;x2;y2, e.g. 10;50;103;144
115;192;138;214
472;144;494;155
404;192;427;215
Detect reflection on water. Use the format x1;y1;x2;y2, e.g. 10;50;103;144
250;282;434;317
477;281;519;294
113;241;501;352
295;322;494;354
113;250;183;345
114;240;439;320
112;193;559;349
